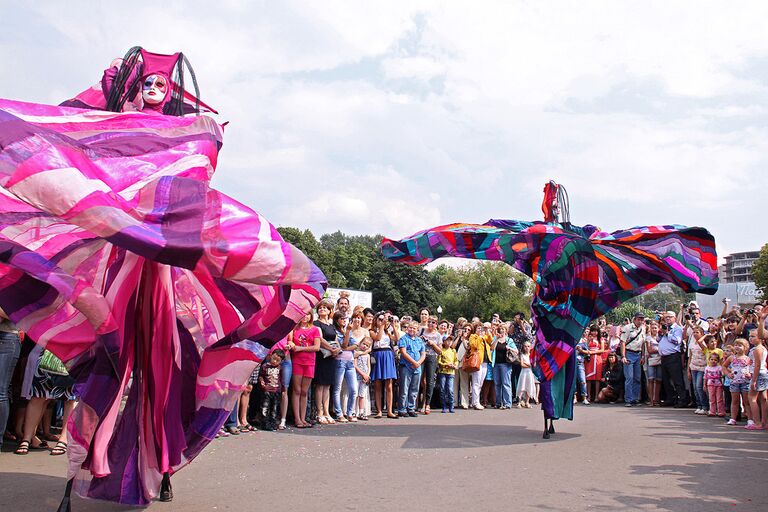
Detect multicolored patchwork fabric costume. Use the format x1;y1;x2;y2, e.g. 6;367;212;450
382;182;717;434
0;47;326;506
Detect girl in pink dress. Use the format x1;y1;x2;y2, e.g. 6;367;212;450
584;326;607;402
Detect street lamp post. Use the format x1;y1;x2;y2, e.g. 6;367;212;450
437;306;443;320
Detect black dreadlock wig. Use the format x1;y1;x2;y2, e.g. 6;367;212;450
105;46;201;116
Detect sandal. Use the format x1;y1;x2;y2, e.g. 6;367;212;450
425;407;431;415
325;416;336;424
359;415;369;421
278;423;286;430
387;413;398;419
50;441;68;456
317;416;329;425
14;440;30;455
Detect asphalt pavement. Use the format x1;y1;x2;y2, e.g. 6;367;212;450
1;403;766;511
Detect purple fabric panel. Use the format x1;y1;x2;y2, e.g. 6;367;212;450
85;374;147;505
154;176;205;270
82;133;216;159
0;109;86;162
213;278;263;319
183;406;229;461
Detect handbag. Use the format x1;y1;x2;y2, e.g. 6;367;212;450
319;341;340;358
506;345;520;364
39;349;68;376
461;349;481;373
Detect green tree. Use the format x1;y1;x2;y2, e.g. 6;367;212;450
753;243;768;297
623;286;694;315
604;302;654;325
368;257;437;315
432;262;532;320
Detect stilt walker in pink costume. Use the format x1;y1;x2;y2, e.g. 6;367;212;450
0;47;327;509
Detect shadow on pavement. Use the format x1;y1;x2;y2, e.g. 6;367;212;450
589;406;768;511
280;422;580;448
0;472;146;512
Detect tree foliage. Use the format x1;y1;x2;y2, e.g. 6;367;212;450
276;227;532;319
602;285;692;323
277;227;439;314
753;243;768;297
431;262;532;320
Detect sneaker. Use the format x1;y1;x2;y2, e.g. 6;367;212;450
624;402;633;407
449;409;455;413
407;411;417;417
582;399;590;405
441;408;447;413
472;404;485;410
726;419;737;425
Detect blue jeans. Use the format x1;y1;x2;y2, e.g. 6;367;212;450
398;364;422;413
333;359;358;418
0;332;20;435
576;363;587;398
623;351;642;404
493;362;513;407
224;402;238;428
437;373;455;411
690;370;708;409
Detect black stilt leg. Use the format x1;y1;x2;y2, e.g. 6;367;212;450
542;415;550;439
159;472;173;502
56;478;73;512
548;418;555;434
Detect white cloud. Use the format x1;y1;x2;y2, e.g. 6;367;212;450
1;0;766;259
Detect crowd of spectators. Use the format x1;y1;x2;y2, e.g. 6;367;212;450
2;297;767;455
213;294;768;436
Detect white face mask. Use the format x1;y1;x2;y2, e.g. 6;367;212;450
142;74;168;105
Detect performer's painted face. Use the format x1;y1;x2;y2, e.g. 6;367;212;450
142;74;167;105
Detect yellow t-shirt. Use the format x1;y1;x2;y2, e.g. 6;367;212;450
438;347;458;375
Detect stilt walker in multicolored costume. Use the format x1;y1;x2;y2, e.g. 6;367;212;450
0;47;326;509
382;181;718;438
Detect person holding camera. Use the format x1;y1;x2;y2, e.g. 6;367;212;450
575;332;591;404
659;311;688;407
620;312;647;407
419;315;443;414
492;323;516;409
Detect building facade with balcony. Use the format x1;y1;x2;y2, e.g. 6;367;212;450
722;251;760;283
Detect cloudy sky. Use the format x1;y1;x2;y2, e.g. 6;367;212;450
1;1;766;259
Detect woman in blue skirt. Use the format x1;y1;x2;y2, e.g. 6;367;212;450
370;313;399;418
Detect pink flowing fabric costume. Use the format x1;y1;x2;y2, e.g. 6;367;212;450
0;48;327;505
